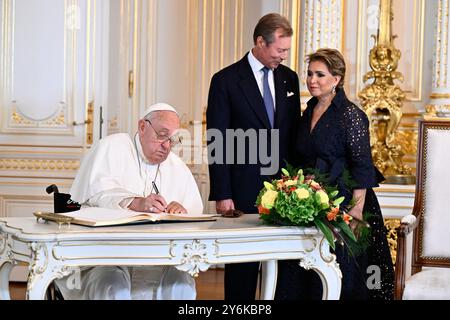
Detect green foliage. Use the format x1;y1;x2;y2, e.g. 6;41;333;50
315;219;335;250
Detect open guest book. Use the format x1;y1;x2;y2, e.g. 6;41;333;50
34;207;217;227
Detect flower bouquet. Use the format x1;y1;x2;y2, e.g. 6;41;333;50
256;167;367;251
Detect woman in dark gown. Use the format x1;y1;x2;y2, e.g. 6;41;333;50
275;48;394;300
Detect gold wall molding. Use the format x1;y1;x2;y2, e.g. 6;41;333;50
0;159;80;171
376;187;415;193
280;0;301;72
430;93;450;99
0;180;72;187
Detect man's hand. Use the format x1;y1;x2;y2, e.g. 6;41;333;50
128;194;167;213
216;199;235;215
166;201;187;214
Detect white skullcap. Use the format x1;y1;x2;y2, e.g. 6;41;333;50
141;102;179;119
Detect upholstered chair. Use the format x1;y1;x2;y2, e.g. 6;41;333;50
395;119;450;300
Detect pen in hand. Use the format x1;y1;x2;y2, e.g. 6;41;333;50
152;181;160;195
150;181;166;213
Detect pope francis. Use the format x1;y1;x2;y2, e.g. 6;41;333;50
55;103;203;300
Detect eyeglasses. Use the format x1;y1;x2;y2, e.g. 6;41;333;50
145;119;182;147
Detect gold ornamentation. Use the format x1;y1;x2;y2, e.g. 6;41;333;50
358;0;412;178
425;105;438;117
384;218;400;266
425;104;450;118
0;159;80;171
11;111;33;125
394;130;418;158
11;105;67;126
86;101;94;145
45;108;66;126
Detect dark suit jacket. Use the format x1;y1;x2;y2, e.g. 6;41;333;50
207;53;301;213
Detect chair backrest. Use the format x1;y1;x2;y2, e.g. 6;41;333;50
412;119;450;271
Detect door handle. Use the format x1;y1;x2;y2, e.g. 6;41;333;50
72;101;94;144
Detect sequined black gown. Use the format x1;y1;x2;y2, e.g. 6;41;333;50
275;89;394;300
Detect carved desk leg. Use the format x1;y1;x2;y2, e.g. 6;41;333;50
0;261;14;300
298;237;342;300
260;260;277;300
0;234;14;300
26;242;54;300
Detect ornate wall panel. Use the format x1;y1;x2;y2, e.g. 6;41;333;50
1;0;77;135
0;0;110;218
0;196;53;218
356;0;425;103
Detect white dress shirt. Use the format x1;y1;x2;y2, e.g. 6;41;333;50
247;49;276;110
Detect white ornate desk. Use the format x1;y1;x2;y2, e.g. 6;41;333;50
0;215;342;300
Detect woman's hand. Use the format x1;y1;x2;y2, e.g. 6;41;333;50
348;189;367;233
348;206;363;232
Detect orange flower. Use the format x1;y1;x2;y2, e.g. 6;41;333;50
327;207;339;221
343;213;353;225
258;205;270;215
276;180;284;190
310;181;322;191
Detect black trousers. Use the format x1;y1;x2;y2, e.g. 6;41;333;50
224;262;260;300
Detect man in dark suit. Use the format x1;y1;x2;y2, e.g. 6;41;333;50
206;13;301;300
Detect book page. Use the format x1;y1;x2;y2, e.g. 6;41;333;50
63;207;152;222
63;207;215;223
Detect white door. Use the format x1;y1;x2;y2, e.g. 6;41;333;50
0;0;111;217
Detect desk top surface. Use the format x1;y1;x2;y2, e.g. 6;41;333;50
0;215;318;241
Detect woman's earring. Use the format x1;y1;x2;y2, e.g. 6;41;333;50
331;85;336;94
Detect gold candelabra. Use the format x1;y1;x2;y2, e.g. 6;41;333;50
358;0;414;184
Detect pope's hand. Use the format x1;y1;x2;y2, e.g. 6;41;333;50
129;194;167;213
166;201;187;214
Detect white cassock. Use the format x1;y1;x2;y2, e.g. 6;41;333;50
55;133;203;300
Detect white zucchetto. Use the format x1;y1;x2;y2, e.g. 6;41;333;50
141;103;179;119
